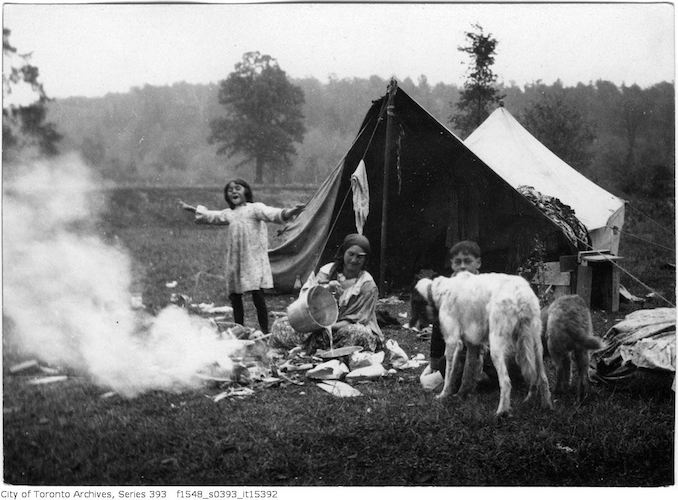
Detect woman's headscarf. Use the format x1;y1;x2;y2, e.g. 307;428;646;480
340;233;371;256
326;233;372;280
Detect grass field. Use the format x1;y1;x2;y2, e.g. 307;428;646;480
2;186;675;487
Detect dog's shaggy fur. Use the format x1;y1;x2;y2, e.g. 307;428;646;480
543;294;604;400
416;272;552;416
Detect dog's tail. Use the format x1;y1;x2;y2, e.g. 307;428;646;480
514;314;543;386
516;312;553;409
567;314;605;351
579;335;605;351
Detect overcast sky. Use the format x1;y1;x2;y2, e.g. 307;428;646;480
3;1;675;99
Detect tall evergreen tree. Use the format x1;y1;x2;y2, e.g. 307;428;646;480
209;51;306;183
449;24;504;138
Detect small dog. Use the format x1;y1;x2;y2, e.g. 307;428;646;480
416;272;552;416
543;295;604;400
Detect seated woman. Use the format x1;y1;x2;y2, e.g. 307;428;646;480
270;233;383;354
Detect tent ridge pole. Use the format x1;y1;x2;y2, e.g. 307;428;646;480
380;78;397;295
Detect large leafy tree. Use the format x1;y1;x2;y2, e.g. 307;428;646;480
449;24;504;138
521;81;595;174
209;51;306;183
2;28;61;161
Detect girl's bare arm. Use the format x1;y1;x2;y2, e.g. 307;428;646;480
178;199;197;213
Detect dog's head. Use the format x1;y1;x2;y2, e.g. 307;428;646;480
408;269;439;329
414;276;451;323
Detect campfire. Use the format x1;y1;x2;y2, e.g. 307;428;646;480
9;291;427;401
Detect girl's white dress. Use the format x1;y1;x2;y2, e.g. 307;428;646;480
195;202;286;295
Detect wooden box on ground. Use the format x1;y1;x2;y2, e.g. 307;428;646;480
532;262;572;300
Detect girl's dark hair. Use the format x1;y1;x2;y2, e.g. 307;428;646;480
223;179;254;208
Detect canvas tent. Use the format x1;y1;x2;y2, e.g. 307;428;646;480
269;84;596;293
464;107;625;254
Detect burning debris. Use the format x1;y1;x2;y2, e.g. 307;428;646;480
8;312;429;401
3;157;426;403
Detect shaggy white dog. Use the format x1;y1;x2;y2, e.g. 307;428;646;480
416;272;553;416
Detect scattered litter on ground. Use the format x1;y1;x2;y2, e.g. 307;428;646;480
28;376;68;385
317;346;363;359
169;293;191;307
346;363;387;380
14;290;434;401
556;443;576;453
399;353;427;369
165;281;178;288
39;366;61;375
378;296;405;306
619;284;644;303
385;339;409;369
349;350;385;370
316;380;362;397
407;324;432;340
260;377;282;388
593;307;676;384
279;373;305;386
196;303;234;315
420;365;443;391
160;457;179;468
306;359;349;380
9;360;40;374
130;294;145;309
279;360;314;372
213;387;255;402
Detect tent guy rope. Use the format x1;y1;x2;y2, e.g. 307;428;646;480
573;235;675;308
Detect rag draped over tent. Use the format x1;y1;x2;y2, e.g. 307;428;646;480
269;82;621;293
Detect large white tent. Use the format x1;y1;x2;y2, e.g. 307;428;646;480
464;107;626;254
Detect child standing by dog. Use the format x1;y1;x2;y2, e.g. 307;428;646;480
420;240;483;391
179;179;304;333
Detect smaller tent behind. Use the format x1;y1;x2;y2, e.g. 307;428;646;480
464;107;625;254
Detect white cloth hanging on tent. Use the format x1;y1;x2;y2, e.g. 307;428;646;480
350;159;369;235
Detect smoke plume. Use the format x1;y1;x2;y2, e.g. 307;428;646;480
2;155;238;397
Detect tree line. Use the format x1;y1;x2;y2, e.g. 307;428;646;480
4;28;673;200
44;75;673;199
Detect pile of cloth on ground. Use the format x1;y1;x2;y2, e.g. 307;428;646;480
592;307;676;388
